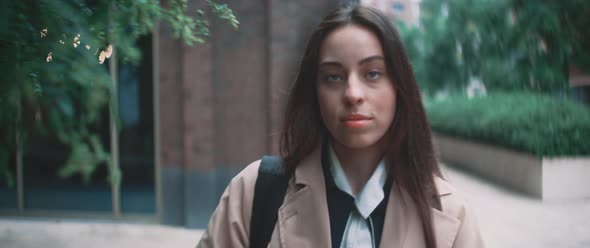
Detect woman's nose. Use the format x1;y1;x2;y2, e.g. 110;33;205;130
344;75;365;105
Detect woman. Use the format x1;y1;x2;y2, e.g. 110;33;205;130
197;5;484;248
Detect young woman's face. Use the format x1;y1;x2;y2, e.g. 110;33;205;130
317;24;396;151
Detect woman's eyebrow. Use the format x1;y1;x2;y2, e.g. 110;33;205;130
359;55;385;65
318;61;342;69
318;55;384;68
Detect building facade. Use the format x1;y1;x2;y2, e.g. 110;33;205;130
156;0;339;228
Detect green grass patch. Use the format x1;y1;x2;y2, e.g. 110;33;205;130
425;92;590;157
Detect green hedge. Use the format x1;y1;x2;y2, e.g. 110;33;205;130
425;92;590;157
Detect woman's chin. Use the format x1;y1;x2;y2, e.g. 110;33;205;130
332;136;383;151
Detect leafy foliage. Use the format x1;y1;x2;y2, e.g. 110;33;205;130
0;0;238;187
426;92;590;157
399;0;590;94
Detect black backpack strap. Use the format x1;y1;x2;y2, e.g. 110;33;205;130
249;155;289;248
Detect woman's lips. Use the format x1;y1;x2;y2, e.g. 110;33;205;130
341;114;372;128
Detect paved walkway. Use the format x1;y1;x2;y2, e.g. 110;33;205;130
1;165;589;248
441;164;590;248
0;219;203;248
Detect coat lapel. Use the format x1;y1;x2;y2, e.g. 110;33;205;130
277;146;332;248
380;178;460;248
379;188;411;247
432;177;461;248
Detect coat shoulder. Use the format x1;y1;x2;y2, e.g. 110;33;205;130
230;159;262;189
435;176;468;216
218;159;262;205
434;176;486;248
196;159;262;248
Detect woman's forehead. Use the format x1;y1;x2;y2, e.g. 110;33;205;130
318;24;385;65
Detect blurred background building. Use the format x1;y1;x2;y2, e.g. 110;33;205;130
362;0;421;26
570;66;590;103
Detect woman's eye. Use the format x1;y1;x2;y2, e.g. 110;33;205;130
325;74;343;82
366;71;382;80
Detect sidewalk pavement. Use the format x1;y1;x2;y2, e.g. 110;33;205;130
1;165;589;248
0;219;203;248
441;164;590;248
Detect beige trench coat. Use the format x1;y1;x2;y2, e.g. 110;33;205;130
196;146;485;248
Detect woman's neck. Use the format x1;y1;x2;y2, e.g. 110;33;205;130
331;139;388;195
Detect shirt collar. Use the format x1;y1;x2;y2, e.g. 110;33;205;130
328;145;387;219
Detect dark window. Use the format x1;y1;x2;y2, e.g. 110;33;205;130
23;125;113;212
119;35;155;214
0;152;17;209
19;34;155;214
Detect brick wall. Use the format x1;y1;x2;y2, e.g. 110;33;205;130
157;0;338;228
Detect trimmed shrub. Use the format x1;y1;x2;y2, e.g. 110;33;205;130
426;92;590;157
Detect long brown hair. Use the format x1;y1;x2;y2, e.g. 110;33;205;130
280;5;442;248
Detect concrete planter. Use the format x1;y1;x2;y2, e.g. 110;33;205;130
434;133;590;201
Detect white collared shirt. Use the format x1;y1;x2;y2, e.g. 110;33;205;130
329;146;387;248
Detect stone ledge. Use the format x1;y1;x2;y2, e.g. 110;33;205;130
434;133;590;201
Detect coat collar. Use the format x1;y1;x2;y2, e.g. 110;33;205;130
436;177;453;196
378;185;460;248
277;144;332;247
277;144;460;248
292;144;323;187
